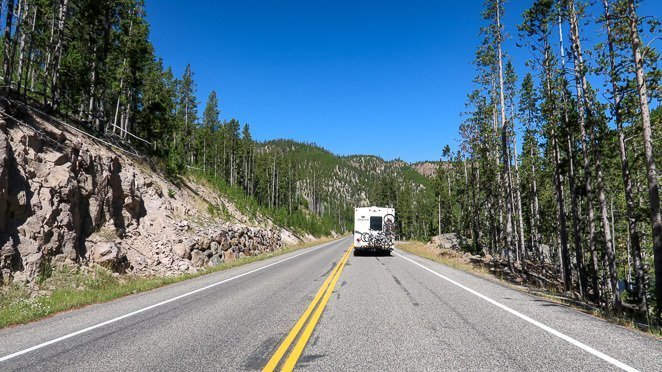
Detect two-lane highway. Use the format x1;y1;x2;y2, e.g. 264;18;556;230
0;237;660;371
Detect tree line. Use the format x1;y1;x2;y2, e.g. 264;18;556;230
434;0;660;323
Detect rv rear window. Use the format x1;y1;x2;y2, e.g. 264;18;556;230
370;216;383;231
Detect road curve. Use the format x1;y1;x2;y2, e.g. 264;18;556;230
0;237;660;371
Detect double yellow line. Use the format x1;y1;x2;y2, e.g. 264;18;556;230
263;245;353;372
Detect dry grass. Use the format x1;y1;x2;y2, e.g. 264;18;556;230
396;241;489;275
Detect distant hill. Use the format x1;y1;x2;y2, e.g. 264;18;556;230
258;140;436;238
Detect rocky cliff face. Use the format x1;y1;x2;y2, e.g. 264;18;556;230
0;105;288;285
411;161;438;178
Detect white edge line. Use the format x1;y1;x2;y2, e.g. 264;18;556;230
0;239;344;363
393;252;639;372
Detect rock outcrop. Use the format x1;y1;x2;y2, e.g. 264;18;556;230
427;233;463;251
0;105;286;284
411;161;439;178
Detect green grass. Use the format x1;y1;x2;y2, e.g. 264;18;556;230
0;236;339;329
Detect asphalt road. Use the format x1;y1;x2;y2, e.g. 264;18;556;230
0;237;660;371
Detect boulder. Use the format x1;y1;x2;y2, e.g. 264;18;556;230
208;255;223;267
224;249;236;263
198;236;211;251
212;231;227;243
25;131;42;153
130;255;148;271
23;251;42;271
172;244;191;260
0;241;14;263
429;233;462;251
210;241;220;255
190;249;208;267
88;242;122;269
42;150;69;166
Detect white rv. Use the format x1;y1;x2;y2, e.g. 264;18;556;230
353;206;396;255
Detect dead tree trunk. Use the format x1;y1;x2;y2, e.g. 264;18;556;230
544;46;571;292
50;0;68;109
530;143;542;261
15;0;27;93
568;0;600;303
496;1;515;271
3;0;15;84
592;118;621;311
558;15;586;297
512;135;527;267
20;2;36;97
627;0;662;319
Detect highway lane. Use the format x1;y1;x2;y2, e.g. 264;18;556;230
0;238;351;371
0;237;660;371
299;248;661;371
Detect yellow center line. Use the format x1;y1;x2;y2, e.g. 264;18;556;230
263;245;352;372
281;246;351;371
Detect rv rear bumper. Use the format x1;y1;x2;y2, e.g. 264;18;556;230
353;245;393;252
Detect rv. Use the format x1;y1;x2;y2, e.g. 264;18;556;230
353;206;396;255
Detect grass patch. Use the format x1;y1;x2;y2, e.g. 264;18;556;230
0;236;340;329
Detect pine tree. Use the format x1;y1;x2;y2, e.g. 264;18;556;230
202;90;220;173
240;123;253;193
176;63;198;166
519;73;543;261
520;0;572;291
625;0;662;319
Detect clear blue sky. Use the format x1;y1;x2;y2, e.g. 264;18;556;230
145;0;661;163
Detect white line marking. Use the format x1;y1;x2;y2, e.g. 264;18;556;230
394;251;639;372
0;239;344;363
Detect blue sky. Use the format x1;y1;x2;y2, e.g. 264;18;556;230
145;1;661;163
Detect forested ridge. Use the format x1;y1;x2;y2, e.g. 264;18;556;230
0;0;660;325
429;0;661;324
257;140;437;239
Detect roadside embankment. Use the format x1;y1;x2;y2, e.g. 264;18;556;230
0;235;340;329
0;104;313;286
